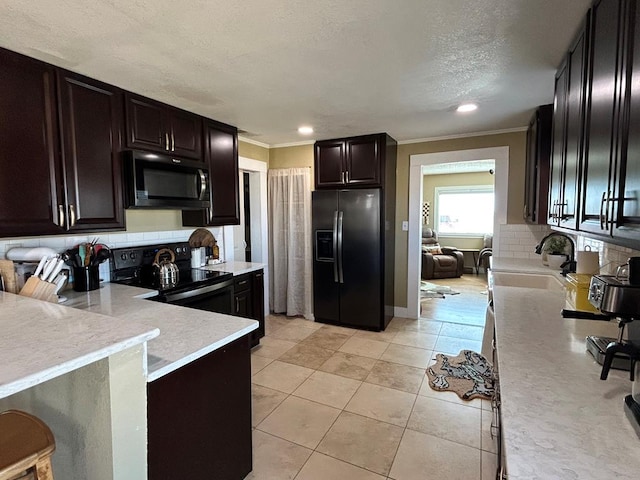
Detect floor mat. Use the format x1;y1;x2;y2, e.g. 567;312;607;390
426;350;494;400
420;281;460;299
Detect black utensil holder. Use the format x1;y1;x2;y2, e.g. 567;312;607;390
73;266;100;292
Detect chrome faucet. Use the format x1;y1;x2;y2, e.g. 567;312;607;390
534;232;576;275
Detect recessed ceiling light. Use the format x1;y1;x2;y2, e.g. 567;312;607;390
298;126;314;135
457;103;478;113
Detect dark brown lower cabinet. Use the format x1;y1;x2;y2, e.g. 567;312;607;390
147;335;252;480
233;270;266;347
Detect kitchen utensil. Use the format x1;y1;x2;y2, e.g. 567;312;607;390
53;273;67;294
33;256;48;278
0;260;17;294
153;248;179;289
79;245;87;267
40;256;58;281
91;248;111;266
0;272;4;292
44;259;64;283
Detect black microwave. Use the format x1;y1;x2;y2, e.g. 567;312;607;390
124;151;210;209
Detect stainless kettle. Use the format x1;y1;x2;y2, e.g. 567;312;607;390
153;248;179;288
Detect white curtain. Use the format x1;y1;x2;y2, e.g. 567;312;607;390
267;167;312;318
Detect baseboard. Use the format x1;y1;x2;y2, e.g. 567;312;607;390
394;306;416;320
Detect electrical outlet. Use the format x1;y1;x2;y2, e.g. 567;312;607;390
401;221;409;231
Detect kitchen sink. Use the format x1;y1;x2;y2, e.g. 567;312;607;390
490;271;564;290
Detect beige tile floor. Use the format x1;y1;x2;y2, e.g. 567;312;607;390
247;275;497;480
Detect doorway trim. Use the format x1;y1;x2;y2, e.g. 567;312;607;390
223;156;269;313
406;146;510;319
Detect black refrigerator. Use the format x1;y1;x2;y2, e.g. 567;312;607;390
312;188;394;331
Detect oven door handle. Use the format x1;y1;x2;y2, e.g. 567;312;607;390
161;278;234;302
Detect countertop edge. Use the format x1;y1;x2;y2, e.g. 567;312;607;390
147;321;258;382
0;327;159;400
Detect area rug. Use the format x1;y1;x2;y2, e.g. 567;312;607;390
420;281;460;299
426;350;495;400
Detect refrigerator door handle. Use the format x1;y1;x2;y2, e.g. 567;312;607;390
333;211;339;283
337;211;344;284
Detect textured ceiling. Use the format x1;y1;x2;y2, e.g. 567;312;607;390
0;0;592;146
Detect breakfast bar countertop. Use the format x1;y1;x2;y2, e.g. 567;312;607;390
491;257;640;479
63;282;258;382
0;291;159;399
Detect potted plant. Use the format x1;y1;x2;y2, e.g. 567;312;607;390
545;236;568;269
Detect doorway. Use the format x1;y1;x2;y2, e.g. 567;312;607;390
406;146;510;319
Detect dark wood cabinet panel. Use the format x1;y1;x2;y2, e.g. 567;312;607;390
549;19;588;230
524;104;552;224
125;93;202;159
315;140;346;187
57;71;125;231
125;94;165;152
315;133;391;189
0;48;63;237
252;270;265;341
346;135;380;185
580;0;626;234
167;108;202;159
612;0;640;238
148;335;252;480
549;62;568;226
182;120;240;226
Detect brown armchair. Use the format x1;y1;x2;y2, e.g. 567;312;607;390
421;228;464;280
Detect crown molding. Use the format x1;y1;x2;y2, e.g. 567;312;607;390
397;126;528;145
237;136;270;148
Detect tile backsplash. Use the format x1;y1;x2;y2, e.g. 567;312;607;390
496;223;640;274
0;227;225;276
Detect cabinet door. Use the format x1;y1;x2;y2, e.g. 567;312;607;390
614;1;640;238
125;93;167;153
58;71;125;231
234;291;252;318
251;270;265;344
580;0;625;234
549;62;568;226
524;105;552;224
315;140;345;188
182;120;239;226
166;108;202;159
0;49;63;237
561;25;588;230
346;135;381;186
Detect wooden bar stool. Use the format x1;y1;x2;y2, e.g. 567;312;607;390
0;410;55;480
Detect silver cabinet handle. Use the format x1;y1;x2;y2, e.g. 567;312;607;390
165;133;170;150
337;211;344;284
332;211;339;283
345;170;349;184
235;297;240;313
171;133;175;152
58;204;65;228
341;172;345;184
68;204;77;228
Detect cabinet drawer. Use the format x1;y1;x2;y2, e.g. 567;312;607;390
234;274;252;293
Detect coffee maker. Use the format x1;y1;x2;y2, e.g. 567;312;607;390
588;270;640;437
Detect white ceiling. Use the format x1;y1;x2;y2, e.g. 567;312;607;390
0;0;592;146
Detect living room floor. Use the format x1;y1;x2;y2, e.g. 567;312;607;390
247;274;496;480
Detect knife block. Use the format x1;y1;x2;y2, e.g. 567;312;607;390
19;276;58;303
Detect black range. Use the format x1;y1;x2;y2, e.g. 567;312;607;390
110;242;235;314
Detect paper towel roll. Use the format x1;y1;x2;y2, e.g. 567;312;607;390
576;250;600;274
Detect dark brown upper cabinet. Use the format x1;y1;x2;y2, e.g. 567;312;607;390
524;104;552;224
0;49;125;237
548;16;589;230
315;133;391;189
0;48;63;237
125;93;202;160
182;119;240;226
579;0;636;237
57;70;125;231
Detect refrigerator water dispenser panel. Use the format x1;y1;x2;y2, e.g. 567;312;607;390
315;231;334;261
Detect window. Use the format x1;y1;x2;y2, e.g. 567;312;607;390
434;186;494;236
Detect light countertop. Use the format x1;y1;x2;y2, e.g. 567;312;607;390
202;260;265;276
0;291;159;399
63;282;258;382
491;256;640;479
